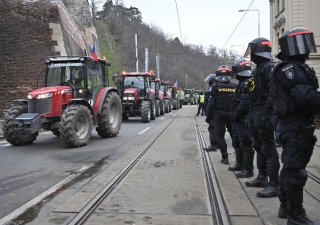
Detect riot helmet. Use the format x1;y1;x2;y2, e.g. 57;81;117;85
232;59;252;79
215;65;232;76
215;65;232;83
277;27;317;59
204;73;216;86
244;37;273;60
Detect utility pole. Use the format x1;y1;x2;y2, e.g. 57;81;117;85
135;34;139;72
145;48;149;72
185;74;188;88
156;52;160;79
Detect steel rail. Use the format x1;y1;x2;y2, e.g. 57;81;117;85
65;112;180;225
195;117;231;225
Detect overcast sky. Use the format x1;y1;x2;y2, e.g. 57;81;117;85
122;0;270;55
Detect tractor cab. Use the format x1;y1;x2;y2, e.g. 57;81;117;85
44;56;110;102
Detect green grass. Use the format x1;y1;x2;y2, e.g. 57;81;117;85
95;20;120;86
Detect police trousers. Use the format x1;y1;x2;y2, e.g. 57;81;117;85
214;111;234;157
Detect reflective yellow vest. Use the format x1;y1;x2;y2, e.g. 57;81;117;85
199;95;205;103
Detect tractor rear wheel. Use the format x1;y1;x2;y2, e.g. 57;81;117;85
155;99;160;117
97;92;122;138
151;100;156;120
141;100;151;123
173;99;177;110
164;99;169;113
59;105;93;148
3;104;38;146
169;100;172;112
160;100;165;115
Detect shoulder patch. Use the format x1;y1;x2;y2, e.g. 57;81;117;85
282;65;295;79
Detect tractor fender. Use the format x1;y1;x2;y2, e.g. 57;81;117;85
68;99;93;114
12;99;28;105
94;87;119;114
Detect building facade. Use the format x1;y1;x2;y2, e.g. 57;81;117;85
270;0;320;74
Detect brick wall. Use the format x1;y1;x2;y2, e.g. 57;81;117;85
0;0;59;113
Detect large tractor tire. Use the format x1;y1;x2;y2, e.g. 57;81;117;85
151;100;156;120
51;129;60;137
160;100;165;115
122;113;128;121
155;99;160;117
59;104;93;148
97;92;122;138
3;104;38;146
173;99;178;110
164;99;169;113
169;100;172;112
141;100;151;123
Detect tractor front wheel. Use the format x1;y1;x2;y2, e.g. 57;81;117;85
97;92;122;138
164;99;169;113
3;104;38;146
59;105;93;148
141;100;151;123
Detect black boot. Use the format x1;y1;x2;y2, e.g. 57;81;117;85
228;147;242;171
236;147;254;178
221;154;229;164
256;184;279;198
278;202;288;219
235;170;254;178
256;157;280;197
287;183;314;225
245;173;268;187
204;145;217;151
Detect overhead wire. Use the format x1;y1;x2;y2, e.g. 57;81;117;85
174;0;183;41
222;0;255;49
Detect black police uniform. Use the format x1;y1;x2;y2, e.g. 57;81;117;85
272;61;320;223
232;78;254;176
207;75;236;163
244;60;280;197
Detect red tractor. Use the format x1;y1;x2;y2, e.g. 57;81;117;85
150;78;165;116
160;81;172;113
120;72;156;123
166;84;180;110
3;56;122;148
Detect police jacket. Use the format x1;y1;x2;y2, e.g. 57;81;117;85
233;79;250;122
248;61;275;109
271;61;320;118
207;78;236;118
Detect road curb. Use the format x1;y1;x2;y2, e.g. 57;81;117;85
0;163;95;225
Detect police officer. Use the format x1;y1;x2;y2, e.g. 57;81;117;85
196;91;205;116
243;38;280;198
206;66;236;164
271;27;320;225
230;60;254;178
204;74;217;151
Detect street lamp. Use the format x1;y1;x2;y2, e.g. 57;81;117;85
239;9;260;37
185;74;188;89
231;44;245;56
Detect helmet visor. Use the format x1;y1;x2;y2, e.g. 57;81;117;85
281;32;317;56
237;70;252;77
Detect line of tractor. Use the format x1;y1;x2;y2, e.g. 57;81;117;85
1;56;183;148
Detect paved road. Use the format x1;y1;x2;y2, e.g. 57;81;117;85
0;112;175;218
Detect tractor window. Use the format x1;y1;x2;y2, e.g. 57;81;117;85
150;82;156;91
46;63;85;87
123;76;145;90
159;85;165;92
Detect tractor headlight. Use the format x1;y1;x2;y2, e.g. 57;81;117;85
36;93;52;99
127;96;134;100
27;95;33;99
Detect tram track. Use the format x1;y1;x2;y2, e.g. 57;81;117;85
64;111;181;225
195;116;231;225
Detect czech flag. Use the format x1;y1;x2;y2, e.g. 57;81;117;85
90;44;98;61
174;80;178;88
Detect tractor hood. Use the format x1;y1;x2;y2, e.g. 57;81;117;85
28;86;72;98
123;87;138;95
